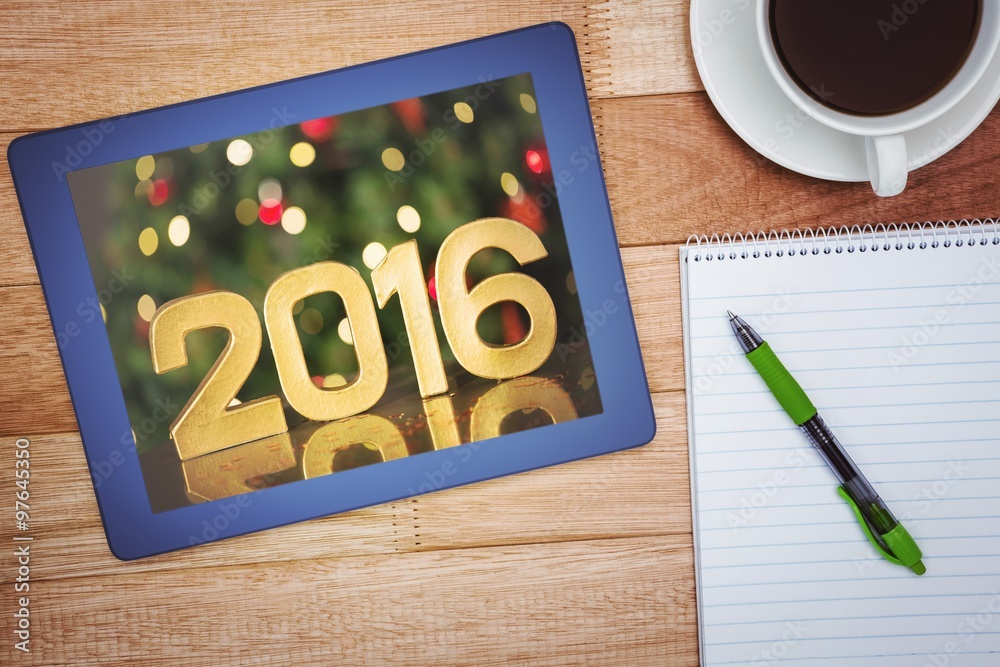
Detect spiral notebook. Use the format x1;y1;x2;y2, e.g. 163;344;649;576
680;220;1000;666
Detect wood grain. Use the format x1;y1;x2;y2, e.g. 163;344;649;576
0;535;697;667
598;94;1000;246
0;285;75;435
0;392;688;582
588;0;700;98
0;0;710;130
4;1;999;664
1;1;596;130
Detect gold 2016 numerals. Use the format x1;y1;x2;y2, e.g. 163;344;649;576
148;218;557;460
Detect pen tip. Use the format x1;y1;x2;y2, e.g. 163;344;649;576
911;560;926;576
727;310;736;320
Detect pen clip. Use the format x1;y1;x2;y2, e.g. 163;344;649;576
837;486;902;566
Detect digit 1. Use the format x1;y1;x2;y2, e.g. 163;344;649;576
423;395;462;449
370;239;448;398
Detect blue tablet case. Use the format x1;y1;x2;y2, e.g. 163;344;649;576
8;22;655;559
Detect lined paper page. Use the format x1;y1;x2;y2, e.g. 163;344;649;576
683;232;1000;666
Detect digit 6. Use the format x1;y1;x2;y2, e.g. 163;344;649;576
436;217;557;379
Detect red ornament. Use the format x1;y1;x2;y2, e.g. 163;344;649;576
525;149;545;174
500;195;547;235
147;179;170;206
427;275;438;301
259;199;283;225
312;375;324;387
501;301;528;344
300;117;337;142
392;98;425;135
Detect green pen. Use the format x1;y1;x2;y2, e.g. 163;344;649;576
727;310;925;576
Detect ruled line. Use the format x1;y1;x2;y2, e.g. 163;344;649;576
689;281;1000;301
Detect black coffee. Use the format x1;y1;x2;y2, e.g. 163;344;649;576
770;0;981;116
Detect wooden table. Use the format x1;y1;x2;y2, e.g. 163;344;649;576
2;2;996;664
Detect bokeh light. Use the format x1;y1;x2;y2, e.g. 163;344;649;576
322;373;347;388
453;102;474;124
300;117;335;142
337;317;354;345
137;294;157;322
257;178;282;202
566;271;577;295
500;172;520;197
396;205;421;233
167;215;190;247
135;155;155;181
147;179;169;206
362;241;388;269
226;139;253;166
235;198;258;226
300;308;324;335
259;199;283;225
526;149;544;174
134;179;152;202
138;227;159;256
289;142;316;167
281;206;307;235
154;157;174;180
381;147;405;171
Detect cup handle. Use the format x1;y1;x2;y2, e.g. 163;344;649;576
865;135;908;197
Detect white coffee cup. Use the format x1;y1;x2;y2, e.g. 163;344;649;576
756;0;1000;197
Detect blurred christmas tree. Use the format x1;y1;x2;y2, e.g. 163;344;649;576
73;73;587;453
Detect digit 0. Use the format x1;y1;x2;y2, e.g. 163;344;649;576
264;261;388;422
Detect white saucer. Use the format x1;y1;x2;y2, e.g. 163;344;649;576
690;0;1000;182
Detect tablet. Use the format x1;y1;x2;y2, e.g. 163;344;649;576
8;22;655;560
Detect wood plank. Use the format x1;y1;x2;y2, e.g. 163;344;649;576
623;244;685;394
599;95;1000;246
0;134;39;286
0;0;597;130
0;391;688;582
0;535;697;667
0;286;75;434
0;243;685;438
588;0;700;99
0;0;706;131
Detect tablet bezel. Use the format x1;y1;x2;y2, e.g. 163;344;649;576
8;22;655;560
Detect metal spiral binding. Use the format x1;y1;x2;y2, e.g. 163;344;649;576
684;219;1000;262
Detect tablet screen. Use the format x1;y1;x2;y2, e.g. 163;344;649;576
67;72;602;512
